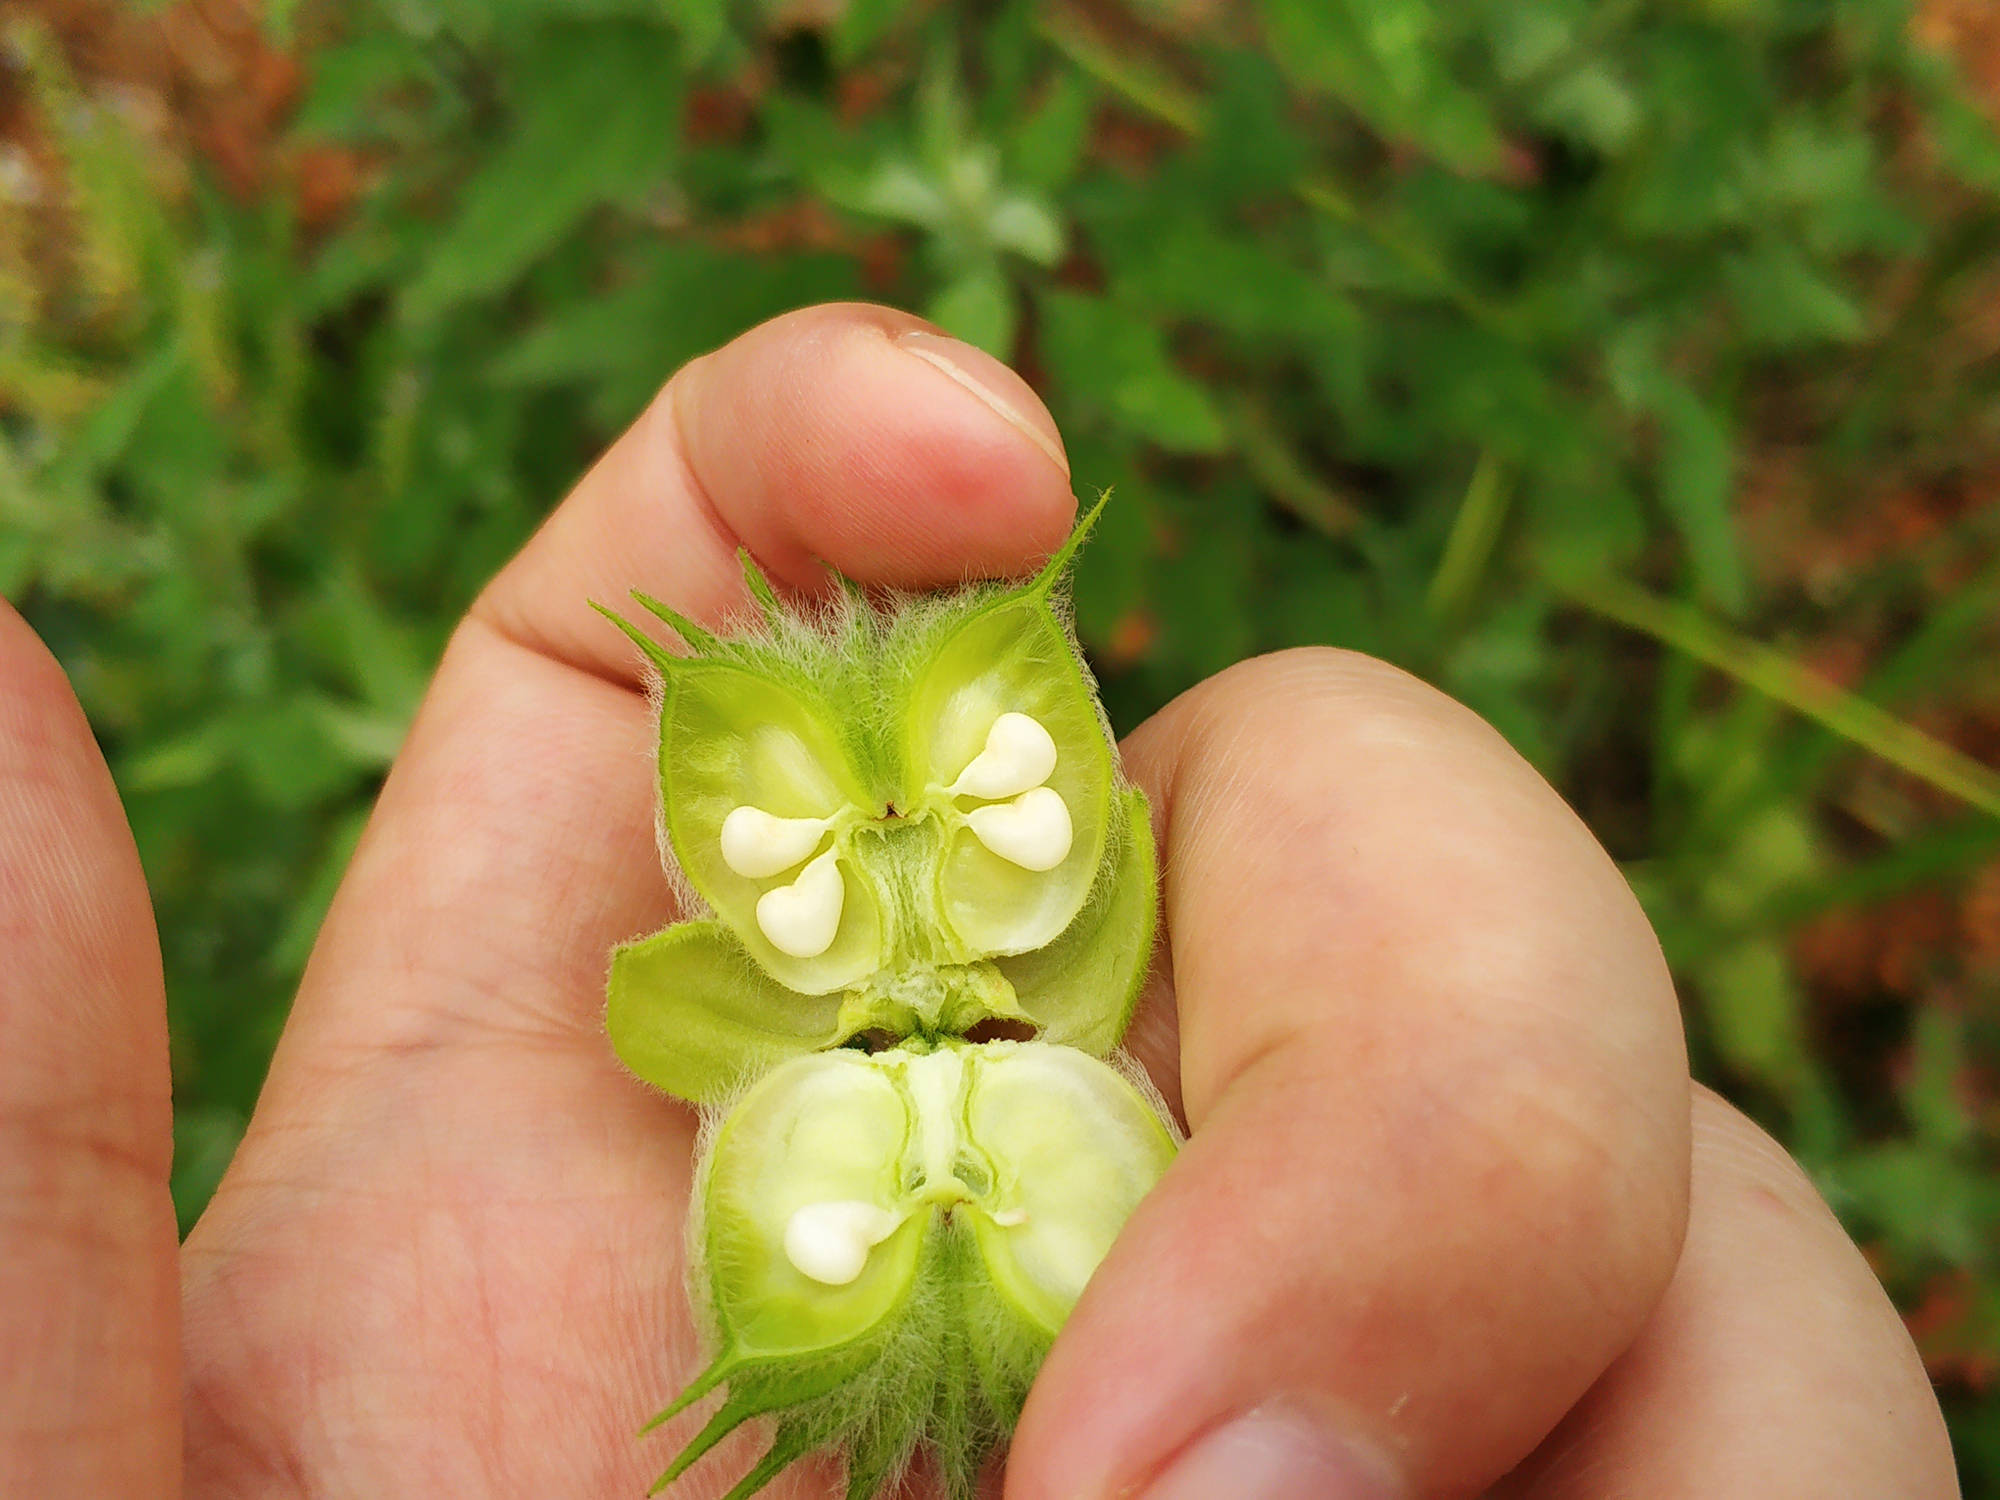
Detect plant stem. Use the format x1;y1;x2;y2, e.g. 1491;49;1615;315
1427;452;1510;618
1558;573;2000;821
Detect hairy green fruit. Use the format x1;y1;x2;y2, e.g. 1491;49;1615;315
604;500;1156;1106
602;499;1178;1497
649;1041;1177;1498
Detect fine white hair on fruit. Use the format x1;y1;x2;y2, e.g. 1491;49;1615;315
965;786;1073;871
783;1200;903;1286
720;805;830;879
949;711;1059;800
609;500;1170;1500
754;847;845;957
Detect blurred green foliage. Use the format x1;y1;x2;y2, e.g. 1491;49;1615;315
6;0;2000;1482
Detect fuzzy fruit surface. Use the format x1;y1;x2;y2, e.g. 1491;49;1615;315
604;505;1158;1105
650;1041;1178;1499
602;503;1177;1498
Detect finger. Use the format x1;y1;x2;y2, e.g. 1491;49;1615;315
478;300;1073;683
1007;648;1692;1500
1493;1086;1957;1500
0;605;178;1495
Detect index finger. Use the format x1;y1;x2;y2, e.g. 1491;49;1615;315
478;301;1075;683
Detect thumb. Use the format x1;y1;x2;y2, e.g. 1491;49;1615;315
0;604;179;1495
1004;651;1688;1500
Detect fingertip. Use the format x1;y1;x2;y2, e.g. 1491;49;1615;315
478;302;1079;681
672;303;1076;589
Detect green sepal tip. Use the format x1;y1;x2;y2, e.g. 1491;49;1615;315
632;589;727;657
588;600;683;677
1025;486;1110;600
738;548;785;624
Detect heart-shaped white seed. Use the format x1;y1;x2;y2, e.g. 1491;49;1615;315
965;785;1072;871
783;1199;903;1286
720;805;829;879
755;848;845;958
948;711;1058;800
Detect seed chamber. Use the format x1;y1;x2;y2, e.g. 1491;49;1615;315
602;502;1178;1498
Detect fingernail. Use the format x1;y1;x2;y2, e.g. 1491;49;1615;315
1138;1407;1402;1500
895;329;1070;478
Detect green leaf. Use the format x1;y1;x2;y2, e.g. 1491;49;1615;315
52;341;184;488
1647;377;1746;617
1115;223;1337;342
1037;291;1227;453
1534;62;1642;156
1259;0;1500;171
232;698;374;810
1724;243;1868;347
986;192;1065;265
1696;937;1811;1099
927;267;1016;358
292;33;436;138
1007;72;1092;191
838;156;950;229
665;0;732;63
607;922;848;1105
400;23;683;323
492;245;856;399
831;0;910;64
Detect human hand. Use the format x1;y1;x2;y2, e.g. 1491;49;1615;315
0;303;1957;1499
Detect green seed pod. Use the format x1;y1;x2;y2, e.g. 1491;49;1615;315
650;1040;1178;1499
603;498;1156;1104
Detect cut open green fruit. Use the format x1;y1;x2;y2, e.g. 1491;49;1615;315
600;500;1177;1497
649;1041;1177;1499
602;499;1156;1091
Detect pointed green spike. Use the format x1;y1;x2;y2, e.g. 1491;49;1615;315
591;602;684;676
637;1350;738;1436
738;549;784;624
1027;486;1111;598
844;1461;883;1500
633;590;726;655
819;558;874;610
719;1423;816;1500
649;1390;768;1494
842;1425;912;1500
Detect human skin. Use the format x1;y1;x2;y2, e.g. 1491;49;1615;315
0;302;1960;1499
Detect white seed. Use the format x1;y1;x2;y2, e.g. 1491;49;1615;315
990;1207;1030;1228
965;786;1072;871
720;805;829;879
783;1199;902;1286
755;849;845;958
948;711;1058;800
